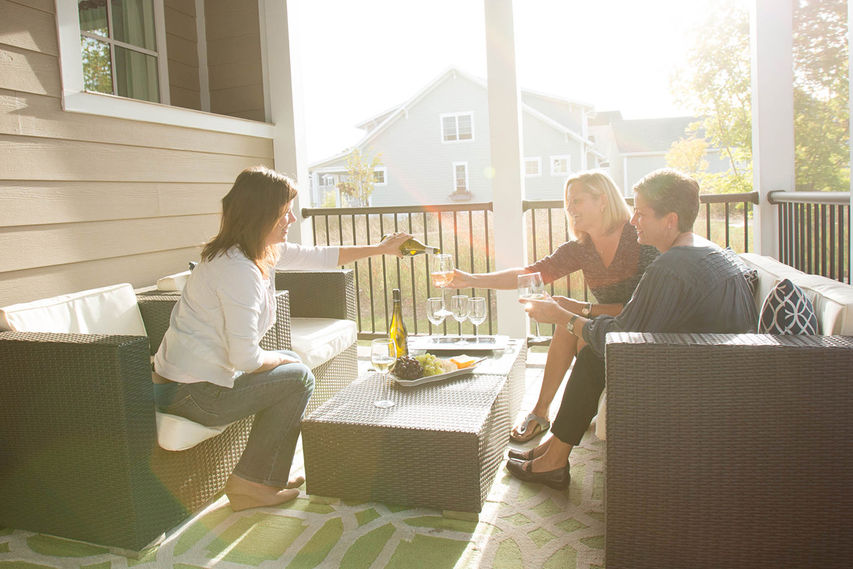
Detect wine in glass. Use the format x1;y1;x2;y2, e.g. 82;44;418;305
517;272;549;345
370;337;396;408
431;254;454;289
426;297;446;341
450;295;470;341
468;296;487;342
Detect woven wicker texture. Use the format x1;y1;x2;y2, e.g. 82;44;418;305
275;270;357;320
302;340;526;512
605;332;853;569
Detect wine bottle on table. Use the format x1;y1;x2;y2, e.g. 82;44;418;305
389;288;408;357
382;234;440;256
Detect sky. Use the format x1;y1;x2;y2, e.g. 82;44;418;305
292;0;746;163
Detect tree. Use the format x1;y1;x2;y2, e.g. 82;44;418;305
336;148;383;206
671;0;849;193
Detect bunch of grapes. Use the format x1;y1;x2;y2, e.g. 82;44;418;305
392;355;423;380
415;353;455;376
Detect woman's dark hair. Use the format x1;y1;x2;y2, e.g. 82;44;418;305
201;166;298;273
633;168;700;232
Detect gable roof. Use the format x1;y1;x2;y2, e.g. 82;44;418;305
311;67;597;169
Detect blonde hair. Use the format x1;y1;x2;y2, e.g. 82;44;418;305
202;166;298;275
564;170;631;241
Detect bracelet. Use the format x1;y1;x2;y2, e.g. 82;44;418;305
566;313;580;335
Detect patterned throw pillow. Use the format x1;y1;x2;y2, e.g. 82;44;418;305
725;247;759;297
758;278;819;334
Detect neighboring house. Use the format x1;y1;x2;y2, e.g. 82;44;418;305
310;71;731;206
0;0;295;306
589;111;731;195
309;68;604;206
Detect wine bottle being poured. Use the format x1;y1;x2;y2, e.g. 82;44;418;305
383;234;440;256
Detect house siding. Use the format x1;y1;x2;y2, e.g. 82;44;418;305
0;0;273;305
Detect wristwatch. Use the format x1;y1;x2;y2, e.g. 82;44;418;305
581;302;592;317
566;313;580;334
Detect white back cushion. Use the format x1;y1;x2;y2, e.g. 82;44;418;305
0;283;146;336
157;270;191;291
740;253;853;335
289;317;357;369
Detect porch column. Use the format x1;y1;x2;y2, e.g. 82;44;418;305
749;0;793;258
484;0;527;337
261;0;312;245
849;0;853;280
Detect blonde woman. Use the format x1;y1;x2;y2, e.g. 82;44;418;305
153;167;409;511
448;170;658;442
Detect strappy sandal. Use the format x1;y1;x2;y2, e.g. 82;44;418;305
510;413;550;443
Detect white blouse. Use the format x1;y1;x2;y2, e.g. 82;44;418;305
154;242;338;387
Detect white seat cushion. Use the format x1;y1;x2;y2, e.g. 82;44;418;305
0;283;146;336
157;270;191;291
289;317;358;369
155;411;232;451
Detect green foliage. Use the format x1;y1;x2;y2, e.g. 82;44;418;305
672;0;849;193
337;148;383;206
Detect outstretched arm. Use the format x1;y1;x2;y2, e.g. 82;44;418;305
336;232;410;265
448;267;529;290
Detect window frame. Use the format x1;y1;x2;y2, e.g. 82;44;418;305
440;112;475;143
550;155;571;176
373;167;387;186
55;0;274;137
452;161;469;193
524;157;541;177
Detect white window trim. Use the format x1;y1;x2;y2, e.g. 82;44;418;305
440;112;475;144
55;0;274;138
524;157;541;177
373;166;387;186
550;155;571;176
452;161;469;193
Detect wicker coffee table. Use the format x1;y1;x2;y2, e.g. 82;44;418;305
301;339;527;512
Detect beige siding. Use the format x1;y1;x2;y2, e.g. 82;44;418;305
0;0;274;306
204;0;265;122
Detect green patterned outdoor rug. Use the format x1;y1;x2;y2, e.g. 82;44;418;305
0;361;605;569
0;431;603;569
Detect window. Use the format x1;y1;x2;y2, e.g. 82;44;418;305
373;167;387;185
320;174;336;187
78;0;167;103
551;155;571;176
524;157;541;177
453;162;469;193
441;112;474;142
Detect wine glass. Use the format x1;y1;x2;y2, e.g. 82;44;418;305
450;295;469;341
517;272;549;345
431;254;454;289
370;338;396;408
426;297;446;340
468;297;487;342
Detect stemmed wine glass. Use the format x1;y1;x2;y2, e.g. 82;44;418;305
517;272;549;345
426;297;446;341
431;254;454;289
370;337;396;408
468;296;487;342
450;295;469;342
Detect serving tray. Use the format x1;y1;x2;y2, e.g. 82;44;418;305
391;364;479;388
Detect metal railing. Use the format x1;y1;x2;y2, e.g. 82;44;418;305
769;191;851;284
302;191;759;339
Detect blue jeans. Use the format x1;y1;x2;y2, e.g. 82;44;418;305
154;350;314;488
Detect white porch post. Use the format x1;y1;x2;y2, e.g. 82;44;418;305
484;0;527;337
260;0;312;245
749;0;793;258
849;0;853;280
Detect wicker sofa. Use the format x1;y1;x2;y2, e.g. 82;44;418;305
0;270;357;553
603;253;853;569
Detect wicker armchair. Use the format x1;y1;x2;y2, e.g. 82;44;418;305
0;290;289;553
604;332;853;569
275;269;358;413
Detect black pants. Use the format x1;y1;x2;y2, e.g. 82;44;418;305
551;346;606;445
